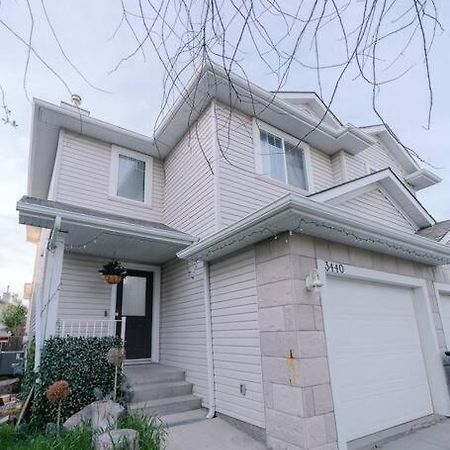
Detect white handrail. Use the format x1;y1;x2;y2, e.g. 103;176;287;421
56;318;126;339
120;316;127;343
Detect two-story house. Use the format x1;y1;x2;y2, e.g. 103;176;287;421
18;62;450;450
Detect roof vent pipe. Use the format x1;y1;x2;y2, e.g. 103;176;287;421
71;94;82;107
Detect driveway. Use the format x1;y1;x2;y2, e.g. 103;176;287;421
166;417;268;450
377;420;450;449
166;417;450;450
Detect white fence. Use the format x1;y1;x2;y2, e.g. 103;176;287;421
56;316;127;342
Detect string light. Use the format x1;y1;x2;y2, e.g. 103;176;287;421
66;232;105;251
196;217;449;265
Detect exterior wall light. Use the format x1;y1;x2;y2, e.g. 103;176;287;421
305;268;324;292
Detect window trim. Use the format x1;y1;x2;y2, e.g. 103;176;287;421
109;145;153;206
253;119;312;193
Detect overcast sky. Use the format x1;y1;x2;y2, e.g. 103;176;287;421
1;1;450;295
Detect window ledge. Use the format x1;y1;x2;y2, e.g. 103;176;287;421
254;174;310;196
107;194;153;209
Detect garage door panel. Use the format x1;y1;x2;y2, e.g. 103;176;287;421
336;356;429;389
325;277;433;441
343;385;433;439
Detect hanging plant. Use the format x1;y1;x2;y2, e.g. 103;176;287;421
99;260;128;284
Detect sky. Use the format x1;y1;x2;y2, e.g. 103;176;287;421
0;1;450;295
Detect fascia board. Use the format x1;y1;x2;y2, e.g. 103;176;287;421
17;201;196;246
34;99;154;146
362;125;419;173
311;170;391;202
178;193;448;263
154;64;376;156
405;168;442;190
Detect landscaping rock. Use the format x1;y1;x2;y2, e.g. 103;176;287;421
63;403;92;430
95;429;139;450
91;400;125;432
63;400;124;431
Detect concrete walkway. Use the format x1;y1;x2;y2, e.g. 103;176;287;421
379;420;450;449
166;417;268;450
166;418;450;450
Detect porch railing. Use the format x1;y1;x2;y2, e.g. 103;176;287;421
56;316;127;342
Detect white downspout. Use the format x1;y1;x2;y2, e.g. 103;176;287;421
203;261;216;419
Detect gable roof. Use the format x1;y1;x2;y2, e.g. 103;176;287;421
28;62;438;198
177;193;450;265
309;168;435;229
360;124;419;173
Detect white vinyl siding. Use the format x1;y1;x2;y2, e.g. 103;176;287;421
331;152;345;184
335;188;417;232
345;143;407;181
54;131;164;222
215;104;335;227
163;106;216;238
159;259;208;403
309;148;334;191
58;254;112;321
344;152;367;180
210;249;265;428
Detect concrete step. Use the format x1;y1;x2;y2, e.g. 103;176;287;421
124;364;186;386
129;394;202;416
160;409;208;428
129;380;194;402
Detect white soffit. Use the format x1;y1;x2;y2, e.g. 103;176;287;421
405;168;442;190
311;169;434;229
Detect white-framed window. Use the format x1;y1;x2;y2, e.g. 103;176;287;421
109;146;153;204
257;129;308;190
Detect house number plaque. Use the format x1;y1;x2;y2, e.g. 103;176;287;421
324;261;345;274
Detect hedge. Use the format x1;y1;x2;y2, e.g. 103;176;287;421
26;336;123;429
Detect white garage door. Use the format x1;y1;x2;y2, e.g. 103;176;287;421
439;293;450;347
324;277;433;441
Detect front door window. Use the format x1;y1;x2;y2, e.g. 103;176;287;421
116;270;153;359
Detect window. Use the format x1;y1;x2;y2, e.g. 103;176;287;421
258;130;308;190
110;146;152;204
117;155;145;201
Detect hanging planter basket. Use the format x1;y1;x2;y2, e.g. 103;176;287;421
99;260;128;285
103;274;123;285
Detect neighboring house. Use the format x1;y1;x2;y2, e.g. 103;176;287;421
17;63;450;450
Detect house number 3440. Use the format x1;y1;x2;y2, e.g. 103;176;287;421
324;261;345;274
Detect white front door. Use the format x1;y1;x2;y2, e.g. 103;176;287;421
324;277;433;442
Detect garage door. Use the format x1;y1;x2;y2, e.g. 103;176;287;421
438;293;450;347
324;277;433;441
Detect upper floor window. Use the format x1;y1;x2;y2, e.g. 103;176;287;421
110;146;153;204
258;130;308;190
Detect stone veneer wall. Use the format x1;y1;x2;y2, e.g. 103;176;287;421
254;231;450;450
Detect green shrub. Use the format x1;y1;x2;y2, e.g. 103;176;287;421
119;412;167;450
29;336;122;429
0;412;166;449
